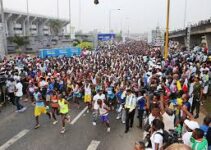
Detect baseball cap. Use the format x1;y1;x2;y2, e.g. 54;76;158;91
184;119;199;130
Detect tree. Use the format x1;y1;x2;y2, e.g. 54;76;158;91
77;42;93;50
49;20;63;36
8;35;29;53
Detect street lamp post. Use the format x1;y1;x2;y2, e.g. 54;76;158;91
0;0;7;55
109;9;120;33
57;0;59;19
78;0;81;31
69;0;71;38
184;0;187;28
26;0;30;36
164;0;170;60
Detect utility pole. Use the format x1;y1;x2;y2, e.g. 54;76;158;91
184;0;187;28
78;0;81;31
69;0;71;38
26;0;30;36
0;0;7;56
109;9;120;33
57;0;59;19
164;0;170;60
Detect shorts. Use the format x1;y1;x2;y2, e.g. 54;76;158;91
46;95;51;102
203;86;208;94
84;94;91;103
34;106;47;117
73;93;81;98
100;114;109;122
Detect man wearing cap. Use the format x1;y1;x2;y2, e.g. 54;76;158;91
124;89;137;133
182;119;199;146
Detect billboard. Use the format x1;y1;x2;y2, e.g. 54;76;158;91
97;33;115;41
39;47;81;58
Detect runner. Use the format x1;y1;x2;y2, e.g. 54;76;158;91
58;94;70;134
50;90;59;125
92;89;106;126
97;99;111;132
84;81;92;113
34;87;51;129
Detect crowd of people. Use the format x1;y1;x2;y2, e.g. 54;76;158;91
0;40;210;149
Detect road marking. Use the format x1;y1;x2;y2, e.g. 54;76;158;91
0;129;29;150
87;140;100;150
70;106;88;125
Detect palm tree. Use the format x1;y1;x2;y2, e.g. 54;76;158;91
8;35;29;53
49;20;62;36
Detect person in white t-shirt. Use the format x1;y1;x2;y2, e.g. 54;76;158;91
150;119;164;150
92;89;106;126
14;80;26;112
160;94;175;131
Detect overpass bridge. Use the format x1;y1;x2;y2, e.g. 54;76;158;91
169;19;211;49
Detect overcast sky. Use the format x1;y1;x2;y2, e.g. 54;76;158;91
3;0;211;33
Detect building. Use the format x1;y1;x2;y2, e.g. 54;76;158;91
151;26;164;46
2;9;69;37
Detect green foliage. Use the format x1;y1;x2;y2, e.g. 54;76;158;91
77;42;93;50
49;20;62;36
8;35;29;48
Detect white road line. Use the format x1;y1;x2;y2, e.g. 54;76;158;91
0;129;29;150
87;140;100;150
70;106;88;125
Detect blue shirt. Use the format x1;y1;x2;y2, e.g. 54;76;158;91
116;91;125;104
47;83;54;95
34;92;45;107
200;124;209;136
137;96;146;110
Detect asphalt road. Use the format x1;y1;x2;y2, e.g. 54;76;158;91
0;100;143;150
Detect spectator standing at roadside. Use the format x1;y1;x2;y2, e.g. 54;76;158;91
191;75;203;119
125;89;137;133
14;79;26;112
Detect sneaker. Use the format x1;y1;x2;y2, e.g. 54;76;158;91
87;110;89;113
194;115;199;119
122;121;126;124
15;110;20;113
107;127;111;132
92;122;96;126
34;124;40;129
53;120;58;125
116;116;121;120
66;115;71;123
60;128;65;134
19;107;27;112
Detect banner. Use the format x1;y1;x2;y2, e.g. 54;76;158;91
39;47;81;58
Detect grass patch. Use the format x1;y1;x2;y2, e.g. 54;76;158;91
203;96;211;114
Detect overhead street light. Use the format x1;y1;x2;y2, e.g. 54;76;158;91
109;9;121;33
94;0;99;5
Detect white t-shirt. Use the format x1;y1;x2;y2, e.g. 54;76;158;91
93;94;106;110
39;80;48;88
162;112;175;131
150;129;164;150
148;114;155;125
85;85;91;95
182;131;192;146
15;82;23;97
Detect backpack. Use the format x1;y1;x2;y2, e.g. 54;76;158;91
156;130;171;148
206;127;211;146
